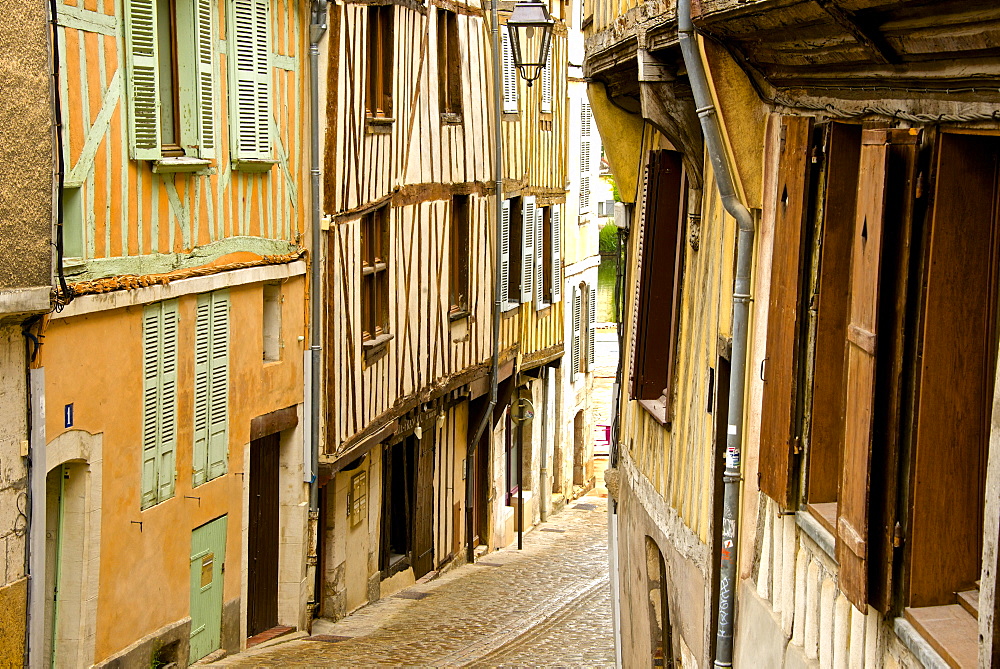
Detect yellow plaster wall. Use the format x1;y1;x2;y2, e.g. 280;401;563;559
38;277;305;662
587;83;646;203
0;577;26;665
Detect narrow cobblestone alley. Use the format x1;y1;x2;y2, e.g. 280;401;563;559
205;495;614;667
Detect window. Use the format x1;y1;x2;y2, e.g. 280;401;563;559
450;195;470;315
501;197;522;309
500;25;518;114
381;434;434;578
571;282;596;381
361;206;391;344
141;299;179;508
124;0;216;161
262;282;282;361
193;290;230;486
536;206;562;306
367;5;394;119
630;150;685;414
228;0;273;165
437;9;462;118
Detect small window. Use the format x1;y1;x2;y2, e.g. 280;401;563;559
156;0;183;155
263;282;282;361
437;9;462;118
540;207;553;304
505;196;523;307
361;206;391;342
367;5;394;119
450;195;470;315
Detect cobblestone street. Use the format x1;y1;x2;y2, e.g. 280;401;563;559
207;495;614;667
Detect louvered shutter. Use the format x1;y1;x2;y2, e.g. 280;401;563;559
500;199;511;309
541;49;552;113
535;206;545;307
758;116;813;508
522;197;535;303
571;287;581;382
193;0;216;159
580;123;591;214
158;301;179;502
141;305;162;508
587;285;596;369
231;0;271;161
207;292;230;479
551;207;561;302
193;296;212;486
124;0;161;160
500;28;518;114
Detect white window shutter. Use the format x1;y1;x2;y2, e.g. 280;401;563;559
501;199;511;309
501;29;518;114
580;175;590;214
124;0;161;160
207;292;230;479
541;49;552;113
587;285;597;369
535;206;544;307
141;305;161;508
193;296;211;486
571;287;581;382
231;0;271;160
581;102;591;137
158;300;179;502
194;0;217;159
551;207;561;302
521;197;535;304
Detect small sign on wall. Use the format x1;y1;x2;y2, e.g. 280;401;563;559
64;403;74;429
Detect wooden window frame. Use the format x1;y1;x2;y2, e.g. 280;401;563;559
449;195;470;318
506;196;523;308
156;0;184;155
437;9;463;120
367;5;394;120
629;150;686;424
541;206;553;304
361;206;391;349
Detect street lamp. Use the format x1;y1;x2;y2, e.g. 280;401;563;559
506;0;555;86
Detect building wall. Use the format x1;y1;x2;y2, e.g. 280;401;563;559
39;274;307;663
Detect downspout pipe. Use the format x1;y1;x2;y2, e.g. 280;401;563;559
676;1;755;666
468;0;506;556
309;0;328;514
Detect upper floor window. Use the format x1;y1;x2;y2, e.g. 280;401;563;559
450;195;470;316
500;25;518;114
367;5;394;119
535;206;562;307
361;206;391;344
227;0;274;164
438;9;463;118
124;0;218;161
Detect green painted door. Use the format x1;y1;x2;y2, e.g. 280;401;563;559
189;515;227;663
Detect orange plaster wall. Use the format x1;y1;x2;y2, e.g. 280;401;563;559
38;276;306;662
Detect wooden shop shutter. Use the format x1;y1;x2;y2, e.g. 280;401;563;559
551;207;561;302
413;434;436;578
500;29;518;114
837;130;915;612
192;0;217;159
758;115;813;508
124;0;161;160
571;286;581;382
230;0;271;160
500;199;511;308
521;197;535;304
587;284;596;369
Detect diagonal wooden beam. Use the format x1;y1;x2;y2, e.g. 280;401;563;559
815;0;899;65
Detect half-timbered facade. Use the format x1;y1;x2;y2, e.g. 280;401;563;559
35;0;314;665
318;0;574;619
587;0;1000;666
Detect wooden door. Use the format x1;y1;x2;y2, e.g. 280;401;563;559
413;431;435;579
189;516;227;663
248;433;280;636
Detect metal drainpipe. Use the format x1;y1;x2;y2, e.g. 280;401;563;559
467;0;507;557
676;0;755;665
309;0;328;514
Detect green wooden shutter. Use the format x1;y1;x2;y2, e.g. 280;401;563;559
158;300;179;502
501;29;517;114
141;305;162;508
571;286;581;382
551;207;561;302
193;296;212;486
230;0;271;161
207;292;230;479
521;197;535;304
194;0;217;159
500;199;511;309
587;285;596;369
124;0;162;160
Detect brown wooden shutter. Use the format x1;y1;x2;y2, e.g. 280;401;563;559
413;432;435;579
758;115;813;508
837;128;919;612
